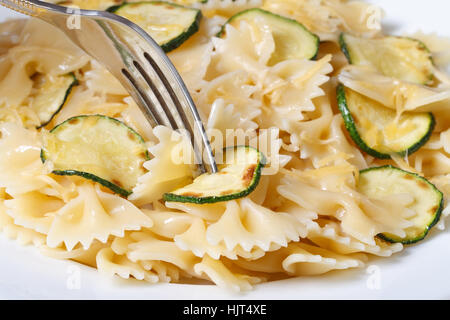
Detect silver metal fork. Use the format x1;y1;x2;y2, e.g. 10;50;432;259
0;0;218;173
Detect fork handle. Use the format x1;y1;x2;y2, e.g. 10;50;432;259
0;0;43;16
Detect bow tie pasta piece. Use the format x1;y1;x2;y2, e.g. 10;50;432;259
204;199;308;252
125;230;201;276
174;218;267;260
408;149;450;177
129;126;196;206
338;66;450;113
0;19;26;55
41;115;149;197
206;98;258;137
294;111;368;170
258;56;333;135
0;123;51;196
262;57;332;110
97;247;160;283
211;21;275;76
232;242;366;276
111;234;135;256
119;97;155;142
139;260;189;283
10;19;89;77
194;255;265;292
169;41;214;92
307;220;403;257
287;96;333;155
278;173;413;246
46;182;153;251
40;240;109;268
165;201;226;222
102;236;187;283
247;175;270;205
4;191;65;234
202;17;332;137
53;88;128;126
143;209;195;239
0;198;46;247
84;60;128;96
196;71;262;127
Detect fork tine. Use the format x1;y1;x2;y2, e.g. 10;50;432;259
123;58;209;173
125;49;216;174
142;53;204;168
121;68;165;128
137;51;217;173
132;60;179;130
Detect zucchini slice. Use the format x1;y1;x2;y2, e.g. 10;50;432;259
358;166;443;244
30;73;78;128
339;33;434;84
108;1;202;52
41;115;149;197
217;8;319;65
163;146;266;204
337;84;435;159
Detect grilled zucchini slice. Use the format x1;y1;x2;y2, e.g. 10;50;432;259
339;33;434;84
337;84;435;159
41;115;149;196
108;1;202;52
31;73;78;128
358;166;443;244
217;8;319;65
164;146;266;204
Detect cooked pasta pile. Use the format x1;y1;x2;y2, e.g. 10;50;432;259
0;0;449;291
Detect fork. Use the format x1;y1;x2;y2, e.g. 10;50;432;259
0;0;218;174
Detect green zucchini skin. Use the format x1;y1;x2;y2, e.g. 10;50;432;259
336;84;435;159
338;33;352;64
52;169;132;197
39;155;133;197
41;114;149;197
105;3;122;12
108;1;202;53
360;165;444;245
216;8;320;61
163;146;266;204
37;73;79;129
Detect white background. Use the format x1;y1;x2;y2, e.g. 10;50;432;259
0;0;449;299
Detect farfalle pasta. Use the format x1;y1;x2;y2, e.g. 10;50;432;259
0;0;449;292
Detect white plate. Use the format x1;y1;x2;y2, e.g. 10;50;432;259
1;0;450;300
